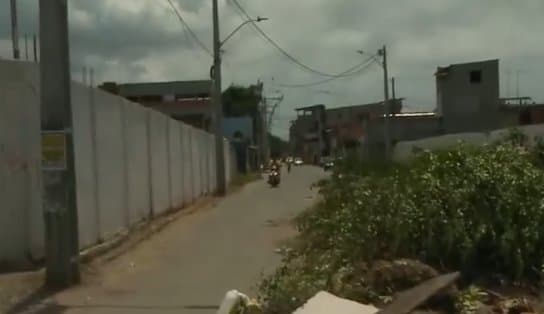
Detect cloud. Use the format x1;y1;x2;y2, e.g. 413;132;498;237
1;0;543;138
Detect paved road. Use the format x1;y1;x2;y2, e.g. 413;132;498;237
25;166;325;314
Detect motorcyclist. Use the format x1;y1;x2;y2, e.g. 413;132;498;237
287;159;292;173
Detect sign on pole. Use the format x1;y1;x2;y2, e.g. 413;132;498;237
41;130;68;171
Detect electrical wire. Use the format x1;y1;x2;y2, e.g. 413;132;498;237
278;57;376;88
229;0;367;78
165;0;213;57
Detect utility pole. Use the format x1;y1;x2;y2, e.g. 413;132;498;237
39;0;80;288
33;34;38;62
82;66;87;85
516;70;520;98
391;77;396;100
10;0;20;59
212;0;226;196
25;34;29;60
379;45;391;159
263;94;284;160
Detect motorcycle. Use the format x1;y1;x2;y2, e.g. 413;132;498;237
268;166;280;187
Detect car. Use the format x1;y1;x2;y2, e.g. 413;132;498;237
321;157;335;171
294;157;303;166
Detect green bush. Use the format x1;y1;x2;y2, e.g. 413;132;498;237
260;140;544;313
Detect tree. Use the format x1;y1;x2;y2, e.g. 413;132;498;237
222;84;261;117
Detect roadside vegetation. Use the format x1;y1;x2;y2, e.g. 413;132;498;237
258;130;544;314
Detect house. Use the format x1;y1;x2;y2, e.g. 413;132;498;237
290;105;328;164
99;80;213;131
325;99;403;155
436;59;500;133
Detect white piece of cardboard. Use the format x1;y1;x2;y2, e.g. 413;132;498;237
293;291;379;314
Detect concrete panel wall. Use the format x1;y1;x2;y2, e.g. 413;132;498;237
181;124;193;204
191;128;202;198
124;101;151;225
168;120;183;208
0;60;236;267
149;111;170;215
392;124;544;162
0;62;42;264
94;89;126;239
200;131;208;195
71;83;99;249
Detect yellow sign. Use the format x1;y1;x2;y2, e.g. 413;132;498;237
42;131;67;170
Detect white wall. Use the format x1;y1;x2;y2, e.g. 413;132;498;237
0;60;238;268
393;124;544;162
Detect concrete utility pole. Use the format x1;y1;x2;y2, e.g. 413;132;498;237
263;94;284;160
516;70;520;98
10;0;20;59
212;0;226;196
391;77;396;100
39;0;80;288
379;45;391;158
33;34;38;62
25;34;29;60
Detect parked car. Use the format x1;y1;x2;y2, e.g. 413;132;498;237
294;157;303;166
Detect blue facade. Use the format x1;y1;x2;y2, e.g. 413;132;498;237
223;116;254;143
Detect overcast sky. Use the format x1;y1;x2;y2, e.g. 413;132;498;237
1;0;543;138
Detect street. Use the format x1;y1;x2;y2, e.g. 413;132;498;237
20;166;324;314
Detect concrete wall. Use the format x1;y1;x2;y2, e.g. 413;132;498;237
392;124;544;162
0;60;237;268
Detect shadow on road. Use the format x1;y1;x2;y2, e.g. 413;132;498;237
9;299;219;314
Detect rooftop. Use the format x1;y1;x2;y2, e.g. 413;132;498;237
435;59;499;76
118;80;212;98
295;104;326;111
327;98;404;113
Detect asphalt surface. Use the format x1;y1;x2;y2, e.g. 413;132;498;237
21;166;325;314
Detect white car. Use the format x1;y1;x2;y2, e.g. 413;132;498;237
294;158;303;166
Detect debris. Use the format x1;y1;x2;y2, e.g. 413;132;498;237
292;291;378;314
376;272;460;314
216;290;262;314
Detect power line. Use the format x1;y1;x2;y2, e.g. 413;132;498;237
229;0;364;78
279;57;376;88
165;0;212;57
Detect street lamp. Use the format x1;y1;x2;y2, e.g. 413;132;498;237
211;0;269;196
221;16;269;47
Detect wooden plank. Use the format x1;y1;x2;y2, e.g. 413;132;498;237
376;272;460;314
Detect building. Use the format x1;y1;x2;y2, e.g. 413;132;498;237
436;59;500;133
498;97;544;126
364;59;544;159
290;105;328;164
326;99;403;155
99;80;213;131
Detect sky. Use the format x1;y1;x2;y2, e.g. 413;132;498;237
1;0;544;139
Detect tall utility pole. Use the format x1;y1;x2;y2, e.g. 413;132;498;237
391;77;396;100
39;0;80;288
263;94;284;160
212;0;226;196
10;0;20;59
516;70;520;98
33;34;38;62
25;34;29;60
379;45;391;158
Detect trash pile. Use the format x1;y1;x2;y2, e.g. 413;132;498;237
221;262;544;314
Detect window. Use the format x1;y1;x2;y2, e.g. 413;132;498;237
470;70;482;83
